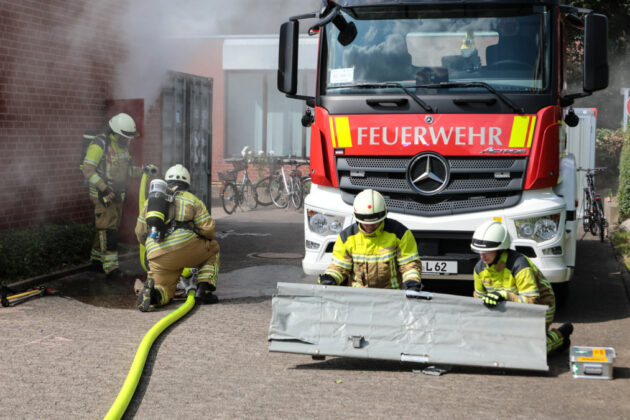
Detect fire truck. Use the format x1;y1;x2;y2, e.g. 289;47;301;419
278;0;608;301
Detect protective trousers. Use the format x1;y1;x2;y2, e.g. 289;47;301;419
91;200;123;274
544;305;565;353
147;236;220;305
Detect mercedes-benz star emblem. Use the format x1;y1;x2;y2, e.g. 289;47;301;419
407;152;450;195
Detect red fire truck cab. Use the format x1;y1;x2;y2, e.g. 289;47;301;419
278;0;608;302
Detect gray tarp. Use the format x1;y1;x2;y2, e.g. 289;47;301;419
268;283;549;371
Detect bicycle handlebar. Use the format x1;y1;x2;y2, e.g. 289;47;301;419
577;167;606;173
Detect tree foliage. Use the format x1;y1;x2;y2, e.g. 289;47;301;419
566;1;630;129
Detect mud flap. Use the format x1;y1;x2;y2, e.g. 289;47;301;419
268;283;549;372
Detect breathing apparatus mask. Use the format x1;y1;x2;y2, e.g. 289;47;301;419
146;179;174;242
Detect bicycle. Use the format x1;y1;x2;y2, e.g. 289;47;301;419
219;158;257;214
270;159;307;209
254;156;282;207
579;167;608;242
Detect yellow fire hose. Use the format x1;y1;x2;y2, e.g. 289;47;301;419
138;171;150;272
104;289;196;420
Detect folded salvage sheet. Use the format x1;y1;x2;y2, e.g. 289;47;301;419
268;283;548;371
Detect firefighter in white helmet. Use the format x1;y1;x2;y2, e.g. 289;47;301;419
318;189;422;289
135;164;220;311
81;112;149;280
471;220;573;353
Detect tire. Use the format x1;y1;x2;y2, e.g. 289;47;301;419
270;176;289;208
589;214;599;236
255;176;273;206
242;180;258;210
290;176;303;209
221;183;238;214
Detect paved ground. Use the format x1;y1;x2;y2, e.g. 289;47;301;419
1;207;629;419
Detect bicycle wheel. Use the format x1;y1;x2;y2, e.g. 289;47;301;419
270;176;289;208
242;180;258;210
596;201;606;242
221;183;237;214
589;212;599;236
255;176;273;206
290;176;303;209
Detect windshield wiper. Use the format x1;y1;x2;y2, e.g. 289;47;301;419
414;81;525;114
329;82;435;113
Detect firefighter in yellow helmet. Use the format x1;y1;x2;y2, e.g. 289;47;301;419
135;164;220;312
318;189;422;289
81;113;145;280
471;220;573;354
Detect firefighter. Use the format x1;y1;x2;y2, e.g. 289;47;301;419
135;164;220;312
318;189;422;290
471;220;573;354
81;113;143;280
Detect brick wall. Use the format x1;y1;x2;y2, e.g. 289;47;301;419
0;0;127;230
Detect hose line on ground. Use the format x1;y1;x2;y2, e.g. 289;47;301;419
104;290;196;420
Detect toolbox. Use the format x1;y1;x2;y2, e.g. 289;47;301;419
570;346;616;380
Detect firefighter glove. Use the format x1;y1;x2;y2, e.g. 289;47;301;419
483;290;507;308
402;280;423;292
143;164;159;175
318;274;337;286
99;187;114;207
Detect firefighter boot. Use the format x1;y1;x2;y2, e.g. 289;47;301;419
195;282;218;304
137;278;160;312
107;268;126;281
557;322;574;353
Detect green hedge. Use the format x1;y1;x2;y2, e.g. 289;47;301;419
617;130;630;222
0;222;95;284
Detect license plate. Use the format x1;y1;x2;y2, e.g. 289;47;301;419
422;260;457;274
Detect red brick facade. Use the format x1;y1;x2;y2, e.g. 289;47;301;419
0;0;127;230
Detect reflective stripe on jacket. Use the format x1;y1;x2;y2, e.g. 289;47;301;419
135;190;217;259
473;249;555;323
325;218;421;289
81;134;140;198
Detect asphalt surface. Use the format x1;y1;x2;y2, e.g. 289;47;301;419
1;206;629;419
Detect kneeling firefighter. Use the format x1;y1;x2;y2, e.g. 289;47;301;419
135;164;220;311
471;220;573;354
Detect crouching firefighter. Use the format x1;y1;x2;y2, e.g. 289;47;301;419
135;164;220;311
470;220;573;354
318;189;422;290
81;113;144;280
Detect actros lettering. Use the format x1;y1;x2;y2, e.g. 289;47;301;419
356;126;503;147
481;147;528;154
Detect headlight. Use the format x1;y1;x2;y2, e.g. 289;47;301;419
307;209;345;236
514;213;561;243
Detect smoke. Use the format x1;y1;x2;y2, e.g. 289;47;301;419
112;0;321;108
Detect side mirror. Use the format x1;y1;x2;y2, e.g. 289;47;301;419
278;21;299;95
583;13;608;92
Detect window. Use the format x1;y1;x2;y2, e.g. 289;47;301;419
225;70;314;158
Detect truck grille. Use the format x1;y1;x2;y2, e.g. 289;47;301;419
337;156;525;217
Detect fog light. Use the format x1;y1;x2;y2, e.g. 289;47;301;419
542;246;563;255
305;240;320;250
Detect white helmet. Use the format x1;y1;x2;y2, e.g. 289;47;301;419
470;220;511;253
165;164;191;187
353;189;387;225
109;113;138;139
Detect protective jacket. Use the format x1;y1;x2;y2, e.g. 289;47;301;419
81;133;141;203
135;190;218;259
473;249;555;324
324;218;421;289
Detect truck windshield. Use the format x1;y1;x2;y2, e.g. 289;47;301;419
324;6;550;94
